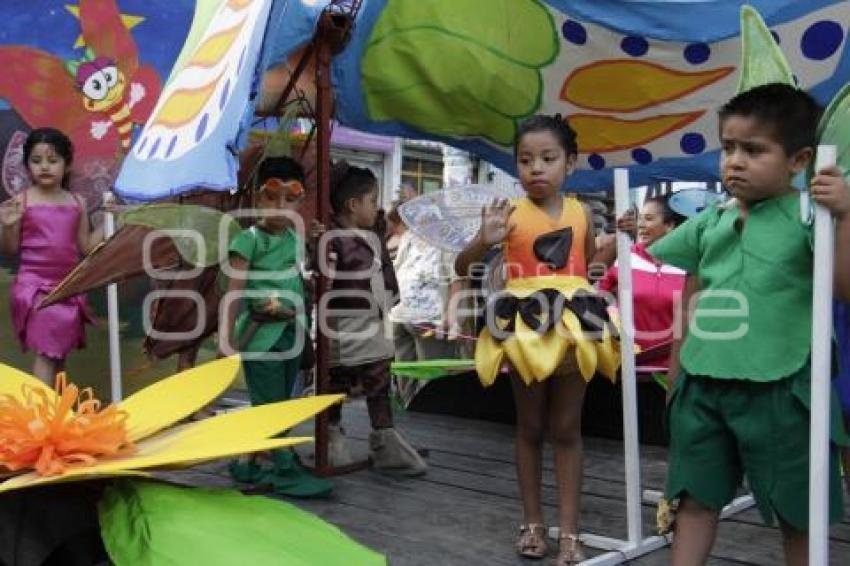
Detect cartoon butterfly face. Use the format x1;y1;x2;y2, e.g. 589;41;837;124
0;0;161;201
75;56;127;114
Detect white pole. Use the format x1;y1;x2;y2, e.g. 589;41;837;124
614;168;642;544
809;145;836;565
103;191;123;402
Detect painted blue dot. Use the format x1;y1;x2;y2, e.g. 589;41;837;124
165;136;178;159
680;132;706;155
588;154;605;170
684;42;711;64
801;20;844;61
562;20;587;45
219;79;231;110
632;148;653;164
621;35;649;57
195;114;209;143
147;138;161;160
770;30;781;44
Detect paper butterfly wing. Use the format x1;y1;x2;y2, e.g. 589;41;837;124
398;184;525;252
668;188;726;218
816;83;850;180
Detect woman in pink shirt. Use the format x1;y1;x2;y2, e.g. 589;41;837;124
599;196;686;366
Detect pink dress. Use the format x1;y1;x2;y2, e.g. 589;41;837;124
10;194;93;359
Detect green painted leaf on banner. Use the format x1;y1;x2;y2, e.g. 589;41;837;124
361;0;559;145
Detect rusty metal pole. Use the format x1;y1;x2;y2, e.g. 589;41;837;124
313;14;333;476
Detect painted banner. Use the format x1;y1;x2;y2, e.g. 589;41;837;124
0;0;193;207
328;0;850;190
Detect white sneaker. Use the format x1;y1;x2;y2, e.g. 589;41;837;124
328;425;355;467
369;427;427;476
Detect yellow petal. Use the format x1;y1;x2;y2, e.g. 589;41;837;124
134;394;343;453
561;310;597;381
0;363;56;402
595;327;621;382
119;355;242;442
502;333;535;385
513;317;568;382
0;437;304;493
474;328;504;387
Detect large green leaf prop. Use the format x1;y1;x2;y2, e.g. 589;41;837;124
737;5;794;93
120;204;241;268
816;83;850;180
361;0;558;146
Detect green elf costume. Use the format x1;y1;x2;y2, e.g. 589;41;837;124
650;193;848;530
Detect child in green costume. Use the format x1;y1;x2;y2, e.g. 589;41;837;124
219;156;331;498
651;84;850;564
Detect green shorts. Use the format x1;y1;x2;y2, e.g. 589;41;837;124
666;365;847;530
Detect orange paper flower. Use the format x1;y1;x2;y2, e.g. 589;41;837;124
0;372;133;476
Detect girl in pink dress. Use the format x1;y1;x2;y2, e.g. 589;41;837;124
0;128;105;384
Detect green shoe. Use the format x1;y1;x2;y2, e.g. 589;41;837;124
228;458;265;484
269;450;333;499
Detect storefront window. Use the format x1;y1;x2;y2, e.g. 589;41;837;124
402;152;443;194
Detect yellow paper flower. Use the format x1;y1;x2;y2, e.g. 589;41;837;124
0;356;343;493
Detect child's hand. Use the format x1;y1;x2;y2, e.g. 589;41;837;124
308;219;325;248
0;198;22;227
616;208;637;237
478;199;515;246
811;166;850;219
259;297;295;320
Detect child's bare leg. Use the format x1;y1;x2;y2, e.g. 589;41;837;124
510;373;548;525
32;354;60;386
547;371;587;535
177;345;200;371
778;519;807;566
671;496;719;566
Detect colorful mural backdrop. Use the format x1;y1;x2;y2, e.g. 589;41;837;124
328;0;850;190
0;0;194;207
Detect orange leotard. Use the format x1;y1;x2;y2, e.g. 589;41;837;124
504;196;587;280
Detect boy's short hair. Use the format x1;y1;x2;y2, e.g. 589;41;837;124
257;156;305;186
718;83;822;155
330;160;377;214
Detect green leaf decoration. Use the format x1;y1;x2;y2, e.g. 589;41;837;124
816;83;850;181
361;0;559;146
737;5;794;93
120;204;241;267
391;359;475;381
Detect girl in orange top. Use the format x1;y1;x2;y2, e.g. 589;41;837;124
456;115;619;565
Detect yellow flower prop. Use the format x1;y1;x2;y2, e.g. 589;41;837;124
0;372;133;476
0;356;343;493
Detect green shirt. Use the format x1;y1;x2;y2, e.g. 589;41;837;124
229;226;306;353
649;192;813;381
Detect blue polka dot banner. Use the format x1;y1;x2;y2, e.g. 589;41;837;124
329;0;850;191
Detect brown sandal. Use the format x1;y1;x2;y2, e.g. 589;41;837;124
555;533;586;565
516;523;547;559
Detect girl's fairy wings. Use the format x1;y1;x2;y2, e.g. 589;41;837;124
80;0;139;78
667;188;726;218
816;83;850;180
737;5;794;93
0;47;92;135
398;184;525;252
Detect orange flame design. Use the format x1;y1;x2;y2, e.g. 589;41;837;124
0;373;133;476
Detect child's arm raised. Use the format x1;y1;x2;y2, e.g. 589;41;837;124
810;166;850;301
0;195;22;255
455;199;514;276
